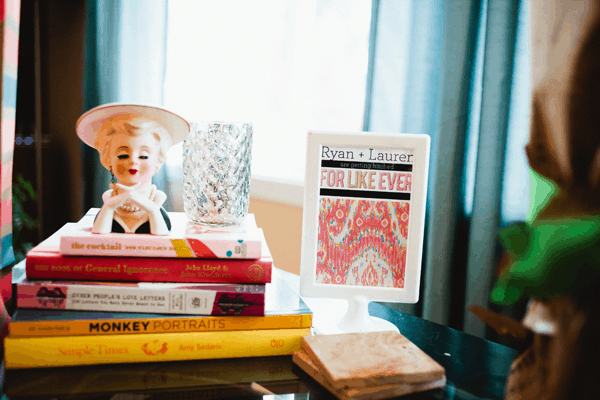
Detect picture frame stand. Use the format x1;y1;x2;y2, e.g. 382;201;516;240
336;295;399;333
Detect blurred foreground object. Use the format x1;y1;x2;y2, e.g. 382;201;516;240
473;1;600;399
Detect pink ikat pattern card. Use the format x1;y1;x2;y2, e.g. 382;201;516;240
316;198;409;288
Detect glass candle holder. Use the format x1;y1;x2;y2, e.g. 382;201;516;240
182;122;253;226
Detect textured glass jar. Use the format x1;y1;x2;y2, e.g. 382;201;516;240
182;122;253;226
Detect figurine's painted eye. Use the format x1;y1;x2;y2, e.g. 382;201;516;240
139;155;149;160
118;154;129;160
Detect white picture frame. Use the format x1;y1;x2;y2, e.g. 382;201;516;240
300;130;430;303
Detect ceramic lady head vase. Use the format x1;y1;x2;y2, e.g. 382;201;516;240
76;104;190;235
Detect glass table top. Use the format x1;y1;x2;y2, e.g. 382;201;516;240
2;301;516;400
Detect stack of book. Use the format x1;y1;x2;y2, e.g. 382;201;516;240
4;209;312;369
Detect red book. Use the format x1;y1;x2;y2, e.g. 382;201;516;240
26;224;272;284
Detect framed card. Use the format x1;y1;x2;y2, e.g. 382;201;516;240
300;130;430;303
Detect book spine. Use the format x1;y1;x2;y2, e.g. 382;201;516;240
9;313;313;337
25;252;272;283
4;328;312;368
16;282;265;316
60;235;262;259
0;267;12;303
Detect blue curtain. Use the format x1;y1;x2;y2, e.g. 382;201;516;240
82;0;170;211
365;0;531;338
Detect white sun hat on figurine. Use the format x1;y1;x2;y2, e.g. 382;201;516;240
77;103;190;154
76;103;191;236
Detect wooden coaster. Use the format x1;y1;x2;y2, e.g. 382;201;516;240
293;349;446;400
301;331;445;389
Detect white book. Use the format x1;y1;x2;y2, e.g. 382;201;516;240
59;208;263;259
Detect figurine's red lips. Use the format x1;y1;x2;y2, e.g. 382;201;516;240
129;169;138;175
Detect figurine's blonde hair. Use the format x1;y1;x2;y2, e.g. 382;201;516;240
95;114;172;171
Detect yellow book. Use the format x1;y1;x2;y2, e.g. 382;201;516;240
4;328;312;369
9;310;313;337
